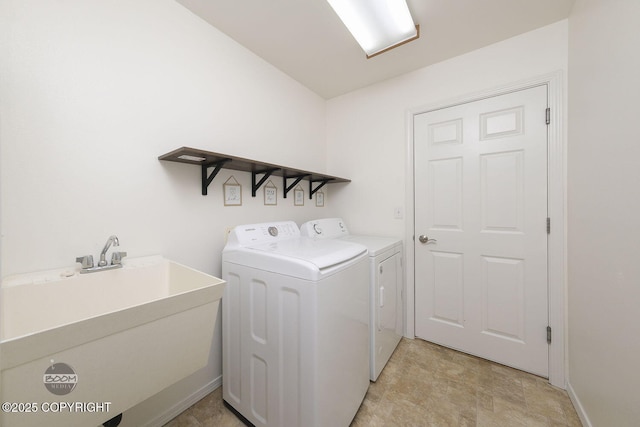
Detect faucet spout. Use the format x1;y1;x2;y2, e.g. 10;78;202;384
98;235;120;267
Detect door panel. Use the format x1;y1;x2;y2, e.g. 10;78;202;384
431;251;464;327
480;150;524;232
481;255;525;341
414;85;549;376
429;157;463;230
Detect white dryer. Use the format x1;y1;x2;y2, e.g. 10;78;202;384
300;218;403;381
222;221;370;427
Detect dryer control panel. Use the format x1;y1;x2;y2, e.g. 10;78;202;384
227;221;300;248
300;218;349;239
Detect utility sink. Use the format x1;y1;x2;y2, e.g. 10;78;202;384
0;256;225;427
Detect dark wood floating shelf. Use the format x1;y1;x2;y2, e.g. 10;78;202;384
159;147;350;199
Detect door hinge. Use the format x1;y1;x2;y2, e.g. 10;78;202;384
547;326;552;344
545;107;551;125
546;217;551;234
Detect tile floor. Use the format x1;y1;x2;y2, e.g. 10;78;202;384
164;338;582;427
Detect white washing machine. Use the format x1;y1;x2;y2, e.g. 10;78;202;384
300;218;404;381
222;221;370;427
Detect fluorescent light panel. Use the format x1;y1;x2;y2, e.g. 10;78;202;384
327;0;418;58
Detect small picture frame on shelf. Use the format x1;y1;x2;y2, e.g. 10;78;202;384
294;186;304;206
315;191;325;207
264;180;277;206
223;176;242;206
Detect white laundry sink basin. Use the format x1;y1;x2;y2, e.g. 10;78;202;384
0;255;225;427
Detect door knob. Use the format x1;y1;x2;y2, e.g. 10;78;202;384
418;235;437;244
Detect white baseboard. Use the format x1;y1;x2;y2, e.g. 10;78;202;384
140;375;223;427
566;381;592;427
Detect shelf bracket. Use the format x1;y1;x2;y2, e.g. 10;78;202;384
201;159;232;195
310;179;332;199
252;168;280;197
283;174;310;198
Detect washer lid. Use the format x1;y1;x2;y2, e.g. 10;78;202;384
223;237;367;279
249;237;366;269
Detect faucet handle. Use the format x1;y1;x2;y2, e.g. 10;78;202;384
75;255;94;269
111;251;127;265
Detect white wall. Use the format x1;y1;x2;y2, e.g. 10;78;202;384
567;0;640;425
0;0;329;425
326;21;569;238
0;0;328;278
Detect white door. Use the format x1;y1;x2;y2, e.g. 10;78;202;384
414;85;549;376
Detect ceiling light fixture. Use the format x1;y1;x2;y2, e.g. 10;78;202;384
327;0;419;58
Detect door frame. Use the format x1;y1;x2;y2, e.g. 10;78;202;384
404;71;566;388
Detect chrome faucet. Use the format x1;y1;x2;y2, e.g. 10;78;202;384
76;235;127;274
98;235;120;267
